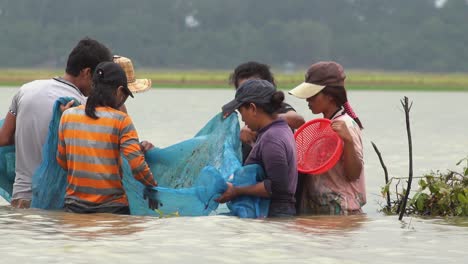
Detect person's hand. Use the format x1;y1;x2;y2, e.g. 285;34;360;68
215;182;237;203
143;186;160;210
60;100;75;113
240;126;257;145
331;120;353;143
140;140;155;153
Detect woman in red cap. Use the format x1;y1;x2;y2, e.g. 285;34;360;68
289;61;365;215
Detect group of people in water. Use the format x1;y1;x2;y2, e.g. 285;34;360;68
0;37;365;217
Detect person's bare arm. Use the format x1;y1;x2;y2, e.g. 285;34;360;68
331;120;363;181
215;181;270;203
140;140;155;153
0;112;16;146
240;125;257;145
278;111;305;129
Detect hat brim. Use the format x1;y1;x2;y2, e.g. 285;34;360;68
123;85;134;98
222;99;242;117
128;79;152;93
288;82;325;99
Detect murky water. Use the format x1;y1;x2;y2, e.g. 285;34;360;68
0;87;467;263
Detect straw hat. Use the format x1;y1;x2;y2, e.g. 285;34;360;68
113;55;152;93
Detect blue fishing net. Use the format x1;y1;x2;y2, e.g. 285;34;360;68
123;162;229;217
31;97;80;209
1;98;270;218
144;113;242;188
0;119;15;202
123;113;268;217
226;164;271;218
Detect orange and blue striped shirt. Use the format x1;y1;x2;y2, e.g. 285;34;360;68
57;105;156;207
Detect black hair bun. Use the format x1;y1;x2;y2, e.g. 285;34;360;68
271;91;285;107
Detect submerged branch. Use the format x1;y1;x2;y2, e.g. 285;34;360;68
399;96;414;221
371;141;391;210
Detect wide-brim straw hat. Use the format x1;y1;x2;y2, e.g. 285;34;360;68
113;55;152;93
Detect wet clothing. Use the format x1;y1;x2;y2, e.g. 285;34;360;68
297;111;366;215
57;105;156;213
9;78;86;202
64;200;130;215
10;198;31;209
245;119;297;217
241;102;296;163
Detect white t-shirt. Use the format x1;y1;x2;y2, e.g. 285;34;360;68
9;78;86;200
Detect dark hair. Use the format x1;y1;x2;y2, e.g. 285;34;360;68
243;91;285;115
229;61;276;89
321;86;347;106
321;86;363;129
85;82;118;119
65;37;112;77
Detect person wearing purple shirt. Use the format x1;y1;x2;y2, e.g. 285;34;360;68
217;79;298;217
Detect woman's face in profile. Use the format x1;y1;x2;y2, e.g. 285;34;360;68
306;92;330;114
115;86;129;109
238;104;258;131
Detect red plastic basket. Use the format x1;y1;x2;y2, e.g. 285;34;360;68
294;118;343;174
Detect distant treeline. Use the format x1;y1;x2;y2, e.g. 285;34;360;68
0;0;467;72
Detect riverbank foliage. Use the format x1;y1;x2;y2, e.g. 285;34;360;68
381;157;468;216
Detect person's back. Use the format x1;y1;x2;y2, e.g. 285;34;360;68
57;61;156;214
58;105;154;212
0;37;112;208
11;78;86;204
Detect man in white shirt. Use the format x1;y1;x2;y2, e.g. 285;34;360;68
0;37;112;208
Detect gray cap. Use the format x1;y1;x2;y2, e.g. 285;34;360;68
222;79;276;116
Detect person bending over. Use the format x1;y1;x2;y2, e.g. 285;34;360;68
218;79;298;217
57;62;157;214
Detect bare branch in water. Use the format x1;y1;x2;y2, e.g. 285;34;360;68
399;96;414;221
371;141;391;210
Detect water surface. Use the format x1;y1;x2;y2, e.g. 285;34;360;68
0;87;467;263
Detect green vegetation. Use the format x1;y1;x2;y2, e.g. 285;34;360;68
1;1;468;72
1;69;467;91
381;157;468;216
154;209;180;218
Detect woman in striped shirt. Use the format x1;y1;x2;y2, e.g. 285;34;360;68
57;61;157;214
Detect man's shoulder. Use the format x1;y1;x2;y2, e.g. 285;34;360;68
48;78;86;102
19;79;54;90
19;78;73;95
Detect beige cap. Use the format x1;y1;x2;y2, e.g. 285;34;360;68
289;61;346;99
113;55;152;93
